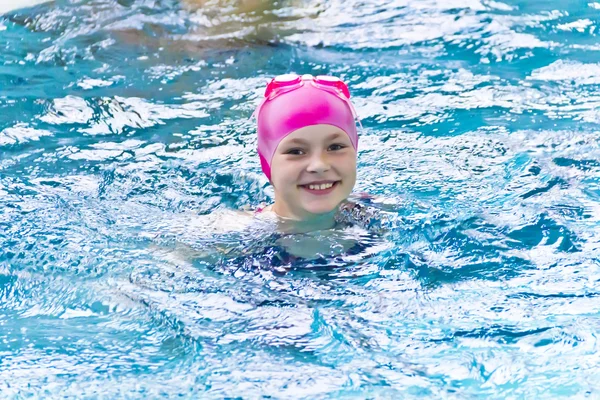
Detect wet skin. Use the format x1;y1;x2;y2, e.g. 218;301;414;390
269;123;357;222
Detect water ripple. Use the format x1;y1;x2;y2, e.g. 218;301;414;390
2;0;600;397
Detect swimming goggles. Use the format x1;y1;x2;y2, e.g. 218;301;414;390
264;73;351;101
258;73;360;120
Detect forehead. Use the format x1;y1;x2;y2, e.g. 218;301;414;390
280;124;351;145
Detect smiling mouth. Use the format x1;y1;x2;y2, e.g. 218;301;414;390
299;181;340;191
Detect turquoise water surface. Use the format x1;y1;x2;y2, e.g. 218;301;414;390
2;0;600;397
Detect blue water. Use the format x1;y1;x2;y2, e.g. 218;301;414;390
2;0;600;397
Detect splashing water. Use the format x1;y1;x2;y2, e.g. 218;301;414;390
2;0;600;397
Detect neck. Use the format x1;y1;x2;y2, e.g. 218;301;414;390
271;204;338;233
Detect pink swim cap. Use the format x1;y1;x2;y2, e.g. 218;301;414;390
255;74;359;180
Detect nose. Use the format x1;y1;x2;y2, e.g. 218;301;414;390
306;151;331;174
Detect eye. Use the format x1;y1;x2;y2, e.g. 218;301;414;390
328;143;347;151
284;148;305;155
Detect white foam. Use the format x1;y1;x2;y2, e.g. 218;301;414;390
59;309;96;319
557;19;594;32
81;96;210;136
40;96;94;125
0;123;53;146
529;60;600;85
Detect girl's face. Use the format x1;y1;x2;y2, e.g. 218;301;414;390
269;124;357;220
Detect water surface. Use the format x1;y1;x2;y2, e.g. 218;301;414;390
1;0;600;397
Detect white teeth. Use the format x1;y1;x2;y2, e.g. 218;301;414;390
307;182;334;190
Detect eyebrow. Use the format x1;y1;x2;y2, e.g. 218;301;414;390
286;133;344;145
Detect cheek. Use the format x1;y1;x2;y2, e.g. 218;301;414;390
340;154;357;177
270;164;298;190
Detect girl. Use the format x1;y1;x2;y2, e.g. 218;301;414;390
253;73;381;236
147;74;385;266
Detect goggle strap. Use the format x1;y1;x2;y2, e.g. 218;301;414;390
347;101;364;134
357;116;364;132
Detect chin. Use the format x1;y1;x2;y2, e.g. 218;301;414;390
303;201;340;216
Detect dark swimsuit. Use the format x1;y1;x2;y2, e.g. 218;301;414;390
219;235;370;275
226;201;386;273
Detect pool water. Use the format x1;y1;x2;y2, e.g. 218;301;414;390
2;0;600;397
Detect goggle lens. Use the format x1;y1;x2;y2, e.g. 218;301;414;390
264;74;351;100
316;75;350;99
273;74;301;83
